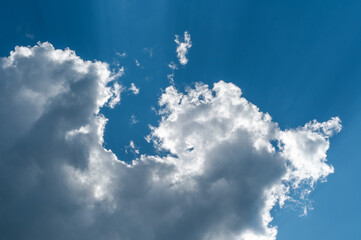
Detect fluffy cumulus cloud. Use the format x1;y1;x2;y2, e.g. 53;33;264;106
0;43;341;240
175;31;192;65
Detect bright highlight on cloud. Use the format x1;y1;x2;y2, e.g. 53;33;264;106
175;31;192;65
0;43;341;240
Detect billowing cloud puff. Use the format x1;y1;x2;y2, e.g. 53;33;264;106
0;43;340;240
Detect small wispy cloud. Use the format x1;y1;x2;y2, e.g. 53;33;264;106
167;61;178;84
116;51;127;58
168;61;178;70
113;66;125;79
129;83;140;95
167;73;175;84
125;140;139;154
130;114;138;125
175;31;192;65
109;82;124;108
135;59;141;67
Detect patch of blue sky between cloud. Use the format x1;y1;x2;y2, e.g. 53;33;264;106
0;42;341;240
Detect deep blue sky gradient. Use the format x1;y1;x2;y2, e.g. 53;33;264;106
1;0;360;238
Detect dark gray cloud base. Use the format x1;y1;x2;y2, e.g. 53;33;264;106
0;43;341;240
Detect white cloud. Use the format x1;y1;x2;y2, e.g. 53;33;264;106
113;66;124;78
175;31;192;65
168;61;178;70
129;83;140;95
108;82;124;108
135;59;141;67
116;51;127;58
167;72;175;84
130;114;139;124
0;43;341;240
167;61;178;84
125;140;140;155
147;81;340;239
0;42;123;239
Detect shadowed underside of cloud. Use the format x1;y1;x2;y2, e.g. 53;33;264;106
0;43;341;240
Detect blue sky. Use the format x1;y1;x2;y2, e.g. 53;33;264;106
1;0;360;239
